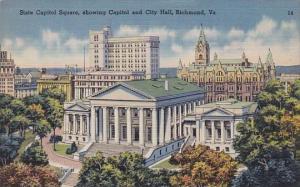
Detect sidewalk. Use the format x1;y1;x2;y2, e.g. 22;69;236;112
42;129;82;170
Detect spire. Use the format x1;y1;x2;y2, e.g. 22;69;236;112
242;51;246;60
198;24;206;43
214;52;218;60
178;58;183;69
258;56;262;67
266;48;274;64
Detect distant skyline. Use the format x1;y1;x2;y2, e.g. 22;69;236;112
0;0;299;68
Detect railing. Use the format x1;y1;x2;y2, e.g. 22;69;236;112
73;142;93;161
144;138;185;167
179;135;190;153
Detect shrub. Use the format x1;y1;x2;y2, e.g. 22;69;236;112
65;142;78;155
65;148;72;155
49;135;62;143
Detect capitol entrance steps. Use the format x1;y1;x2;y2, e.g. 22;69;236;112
85;143;150;158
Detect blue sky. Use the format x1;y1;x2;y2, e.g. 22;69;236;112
0;0;299;68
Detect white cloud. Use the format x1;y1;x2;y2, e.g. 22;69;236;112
183;26;220;41
64;37;87;51
116;25;176;41
171;43;183;53
227;28;245;39
2;38;13;50
15;38;25;48
248;16;277;38
42;29;60;48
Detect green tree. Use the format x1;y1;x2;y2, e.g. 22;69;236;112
9;115;31;138
233;79;299;187
41;87;66;104
169;145;237;187
20;141;48;166
0;108;13;134
10;99;26;115
35;120;51;149
26;104;45;132
77;151;173;187
44;98;63;151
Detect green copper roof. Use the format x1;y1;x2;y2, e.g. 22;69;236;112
124;78;204;98
199;99;258;110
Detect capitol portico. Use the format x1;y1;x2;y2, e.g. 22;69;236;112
63;78;205;147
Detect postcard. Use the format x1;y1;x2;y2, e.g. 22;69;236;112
0;0;299;187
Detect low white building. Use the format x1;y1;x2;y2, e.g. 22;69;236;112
183;99;257;156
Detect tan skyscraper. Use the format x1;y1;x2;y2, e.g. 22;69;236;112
0;47;15;96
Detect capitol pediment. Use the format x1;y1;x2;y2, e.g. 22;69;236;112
89;83;153;101
202;107;234;117
65;103;90;112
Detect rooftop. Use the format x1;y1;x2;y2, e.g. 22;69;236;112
198;99;258;112
123;78;204;98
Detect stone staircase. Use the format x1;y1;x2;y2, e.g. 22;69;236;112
85;143;150;158
61;172;79;187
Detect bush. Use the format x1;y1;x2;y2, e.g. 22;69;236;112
49;135;62;143
20;141;48;166
65;142;78;155
65;148;72;155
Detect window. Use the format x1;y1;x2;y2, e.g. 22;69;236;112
83;137;86;142
217;129;221;139
147;127;152;141
225;147;230;152
216;147;220;151
226;128;231;139
193;128;196;137
111;125;115;138
122;126;127;139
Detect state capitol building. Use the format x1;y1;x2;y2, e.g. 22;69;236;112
177;26;275;103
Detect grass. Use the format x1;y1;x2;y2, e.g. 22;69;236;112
15;130;36;161
152;158;180;170
53;143;72;158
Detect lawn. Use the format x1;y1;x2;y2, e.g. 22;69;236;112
15;130;36;160
151;158;180;170
53;143;72;158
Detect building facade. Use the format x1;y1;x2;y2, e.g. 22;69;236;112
63;78;205;147
37;74;74;101
183;99;257;156
177;26;275;103
74;70;145;100
15;83;38;98
0;49;15;96
89;26;160;78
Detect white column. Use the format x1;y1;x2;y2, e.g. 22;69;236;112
198;100;201;106
193;102;196;113
196;120;200;143
102;107;108;143
201;121;205;143
73;114;76;134
231;121;234;139
80;115;83;135
152;108;158;146
159;108;165;145
87;115;90;136
179;105;182;137
165;106;171;142
211;121;215;143
184;103;187;116
173;105;177;139
221;121;225;143
90;106;96;142
126;107;132;145
189;103;192;113
139;108;144;146
114;107;120;143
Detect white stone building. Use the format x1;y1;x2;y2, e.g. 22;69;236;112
63;78;204;147
183;99;257;156
74;70;145;100
89;26;160;79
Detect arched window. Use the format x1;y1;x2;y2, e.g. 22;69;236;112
199;54;203;60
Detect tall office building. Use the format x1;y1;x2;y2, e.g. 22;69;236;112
89;26;160;79
0;48;15;96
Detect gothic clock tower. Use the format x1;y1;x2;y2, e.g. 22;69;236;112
195;25;210;65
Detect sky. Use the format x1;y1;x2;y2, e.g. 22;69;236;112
0;0;299;68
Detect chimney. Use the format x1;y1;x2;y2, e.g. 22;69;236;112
165;80;169;91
